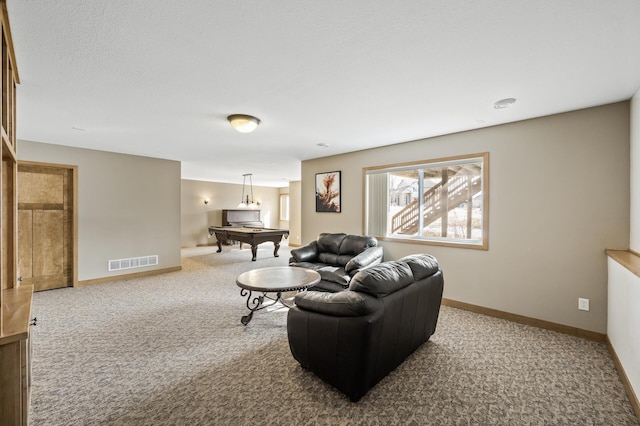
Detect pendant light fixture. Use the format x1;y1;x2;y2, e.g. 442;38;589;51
227;114;260;133
238;173;257;208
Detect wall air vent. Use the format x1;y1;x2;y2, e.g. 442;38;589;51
108;255;159;272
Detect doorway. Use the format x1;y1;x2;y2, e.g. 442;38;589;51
17;161;77;291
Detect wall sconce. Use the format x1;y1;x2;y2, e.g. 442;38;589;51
204;198;209;205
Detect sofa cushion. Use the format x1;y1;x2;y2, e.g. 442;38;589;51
349;261;413;297
289;261;325;272
317;233;347;254
313;280;349;293
336;254;353;266
290;263;350;286
294;290;381;317
339;235;378;256
317;265;350;286
318;252;340;265
399;254;440;280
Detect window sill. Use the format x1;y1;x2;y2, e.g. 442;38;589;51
376;235;488;250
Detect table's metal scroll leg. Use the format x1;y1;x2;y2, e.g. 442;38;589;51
216;240;222;253
250;245;258;261
240;311;253;326
240;288;265;325
273;242;280;258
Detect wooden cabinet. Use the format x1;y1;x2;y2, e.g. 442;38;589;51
0;286;32;426
0;1;31;425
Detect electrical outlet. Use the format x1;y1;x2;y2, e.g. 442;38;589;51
578;298;590;311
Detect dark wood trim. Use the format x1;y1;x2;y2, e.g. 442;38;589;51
441;298;606;342
77;266;182;287
606;336;640;422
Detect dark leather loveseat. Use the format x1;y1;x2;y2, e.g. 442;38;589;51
288;233;384;292
287;253;444;402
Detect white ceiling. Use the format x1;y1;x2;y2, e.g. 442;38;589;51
7;1;640;187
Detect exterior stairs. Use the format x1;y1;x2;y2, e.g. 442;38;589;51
391;173;482;235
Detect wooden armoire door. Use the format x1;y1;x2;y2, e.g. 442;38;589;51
17;162;76;291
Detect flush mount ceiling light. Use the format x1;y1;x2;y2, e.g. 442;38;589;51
493;98;517;109
227;114;260;133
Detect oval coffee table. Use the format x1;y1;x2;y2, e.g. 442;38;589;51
235;266;320;325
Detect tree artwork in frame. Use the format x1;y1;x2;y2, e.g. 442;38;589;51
315;171;341;212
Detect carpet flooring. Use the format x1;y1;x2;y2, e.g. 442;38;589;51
28;244;639;425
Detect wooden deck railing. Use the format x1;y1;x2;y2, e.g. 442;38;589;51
391;175;482;235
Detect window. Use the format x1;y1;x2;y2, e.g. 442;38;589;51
280;194;290;221
364;153;489;249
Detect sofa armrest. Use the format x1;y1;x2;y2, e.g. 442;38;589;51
294;290;381;317
344;246;384;274
398;253;440;279
290;241;319;263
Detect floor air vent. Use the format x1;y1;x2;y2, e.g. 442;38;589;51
108;255;158;271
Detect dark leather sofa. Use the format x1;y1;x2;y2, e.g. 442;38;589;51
288;233;384;292
287;253;444;402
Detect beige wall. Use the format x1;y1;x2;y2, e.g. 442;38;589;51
302;102;630;333
288;181;302;246
18;140;182;281
181;179;282;247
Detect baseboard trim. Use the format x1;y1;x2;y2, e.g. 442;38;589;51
606;337;640;421
441;298;606;342
77;266;182;287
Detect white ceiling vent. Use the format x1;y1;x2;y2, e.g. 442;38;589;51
108;255;158;272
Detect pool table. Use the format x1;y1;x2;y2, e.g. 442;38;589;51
208;226;290;261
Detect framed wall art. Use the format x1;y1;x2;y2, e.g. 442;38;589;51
315;171;341;212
